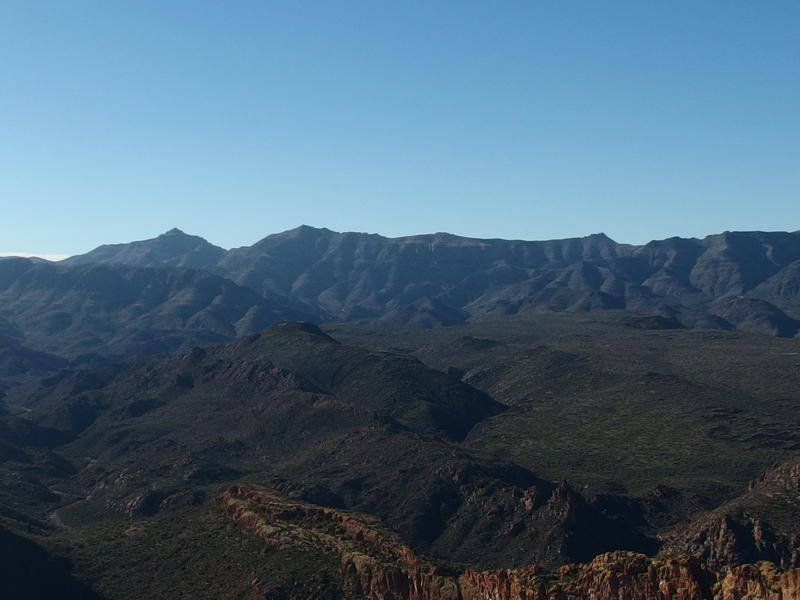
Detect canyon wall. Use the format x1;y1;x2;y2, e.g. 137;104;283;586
218;485;800;600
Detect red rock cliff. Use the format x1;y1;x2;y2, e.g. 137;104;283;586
218;485;800;600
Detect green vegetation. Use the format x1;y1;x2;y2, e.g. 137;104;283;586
2;311;800;598
327;312;800;502
47;505;348;600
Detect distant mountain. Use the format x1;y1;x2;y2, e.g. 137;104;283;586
7;226;795;363
65;226;800;336
0;258;312;361
62;228;226;270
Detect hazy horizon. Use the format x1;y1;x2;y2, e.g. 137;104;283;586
4;222;800;261
2;1;798;254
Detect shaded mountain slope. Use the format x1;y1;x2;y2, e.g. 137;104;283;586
0;525;106;600
0;338;75;527
48;502;347;600
0;333;68;404
64;226;800;336
215;227;630;324
0;258;311;361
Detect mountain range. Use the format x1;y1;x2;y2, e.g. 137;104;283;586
63;226;800;337
2;226;800;599
5;225;797;363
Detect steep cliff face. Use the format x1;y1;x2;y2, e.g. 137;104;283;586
462;555;800;600
461;554;715;600
667;514;798;571
218;485;800;600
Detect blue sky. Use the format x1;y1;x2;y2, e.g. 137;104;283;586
1;1;798;256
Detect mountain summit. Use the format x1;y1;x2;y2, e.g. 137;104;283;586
63;228;225;269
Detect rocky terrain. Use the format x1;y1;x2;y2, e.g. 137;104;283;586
1;226;800;599
219;484;800;600
0;315;798;598
662;457;800;570
4;323;659;570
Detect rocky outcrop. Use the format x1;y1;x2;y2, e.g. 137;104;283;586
662;457;800;570
218;485;800;600
218;485;462;600
717;563;800;600
669;514;798;570
460;554;715;600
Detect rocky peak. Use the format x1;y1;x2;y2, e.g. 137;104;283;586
162;227;187;235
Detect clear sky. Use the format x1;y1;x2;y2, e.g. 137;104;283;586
1;1;798;256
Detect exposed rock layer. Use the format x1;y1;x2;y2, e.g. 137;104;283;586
219;485;800;600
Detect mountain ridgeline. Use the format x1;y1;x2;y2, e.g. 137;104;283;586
1;226;798;365
2;226;800;599
63;226;800;338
